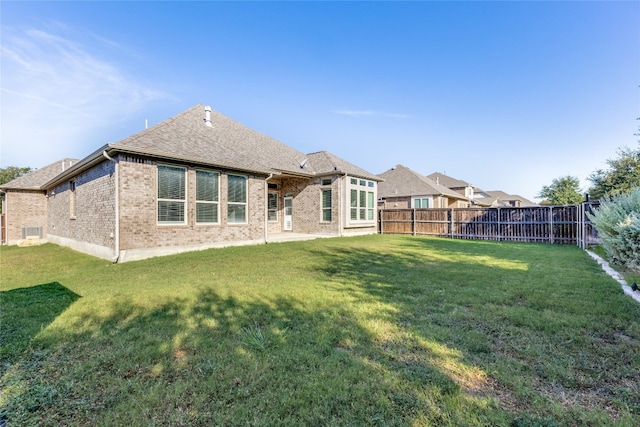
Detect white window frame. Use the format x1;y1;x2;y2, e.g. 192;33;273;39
195;169;220;224
268;192;278;222
346;176;376;226
412;197;430;209
321;188;332;222
227;174;247;224
157;164;187;225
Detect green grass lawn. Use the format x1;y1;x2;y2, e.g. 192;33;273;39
1;235;639;426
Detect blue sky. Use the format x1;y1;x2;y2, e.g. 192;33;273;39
1;1;638;201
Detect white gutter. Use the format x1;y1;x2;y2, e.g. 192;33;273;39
102;150;120;263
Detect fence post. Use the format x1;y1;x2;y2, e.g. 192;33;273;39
497;208;501;241
549;206;554;244
412;209;416;236
449;208;454;238
379;209;383;235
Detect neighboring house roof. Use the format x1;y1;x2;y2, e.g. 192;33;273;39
0;159;78;190
43;105;379;188
486;191;537;207
307;151;381;181
426;172;472;189
377;165;468;200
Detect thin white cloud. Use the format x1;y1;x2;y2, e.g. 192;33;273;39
333;109;411;119
0;24;169;167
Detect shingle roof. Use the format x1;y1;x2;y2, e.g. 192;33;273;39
306;151;381;181
110;104;313;176
486;191;537;207
426;172;472;188
378;165;468;199
0;159;78;190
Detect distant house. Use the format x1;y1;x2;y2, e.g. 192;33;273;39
483;190;537;207
426;172;476;201
0;105;381;262
377;165;470;209
426;172;537;207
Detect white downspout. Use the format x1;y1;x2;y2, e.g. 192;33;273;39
339;173;347;236
264;173;273;243
103;150;120;262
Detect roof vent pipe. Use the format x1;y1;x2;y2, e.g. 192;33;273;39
204;105;212;127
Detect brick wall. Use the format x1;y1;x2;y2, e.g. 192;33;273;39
118;157;266;252
48;160;116;252
3;190;48;244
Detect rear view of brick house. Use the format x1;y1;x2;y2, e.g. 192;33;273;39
1;105;381;262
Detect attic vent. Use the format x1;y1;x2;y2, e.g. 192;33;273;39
204;105;212;127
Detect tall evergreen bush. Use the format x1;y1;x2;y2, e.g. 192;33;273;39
588;187;640;272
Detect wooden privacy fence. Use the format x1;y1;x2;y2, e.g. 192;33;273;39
378;202;600;247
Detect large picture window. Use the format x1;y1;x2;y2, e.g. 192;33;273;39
158;165;186;224
227;174;247;224
196;170;219;223
347;176;376;225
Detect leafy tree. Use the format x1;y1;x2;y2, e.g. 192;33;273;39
0;166;32;186
588;143;640;200
0;166;32;211
537;175;584;205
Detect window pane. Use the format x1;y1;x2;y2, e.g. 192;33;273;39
228;175;247;203
158;165;185;200
322;189;332;222
268;193;278;221
351;208;357;220
196;170;218;202
158;200;184;223
228;204;246;223
351;189;358;207
322;190;332;208
196;202;218;223
359;190;366;207
367;209;374;220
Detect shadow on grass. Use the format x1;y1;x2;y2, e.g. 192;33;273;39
0;284;502;426
0;282;80;376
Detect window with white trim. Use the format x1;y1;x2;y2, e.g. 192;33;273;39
321;189;332;222
268;192;278;222
157;165;186;224
227;174;247;224
196;169;219;223
413;197;430;208
347;176;376;225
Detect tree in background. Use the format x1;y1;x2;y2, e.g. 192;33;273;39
0;166;32;211
0;166;32;186
537;175;584;205
588;143;640;200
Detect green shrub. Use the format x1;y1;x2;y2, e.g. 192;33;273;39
588;187;640;272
